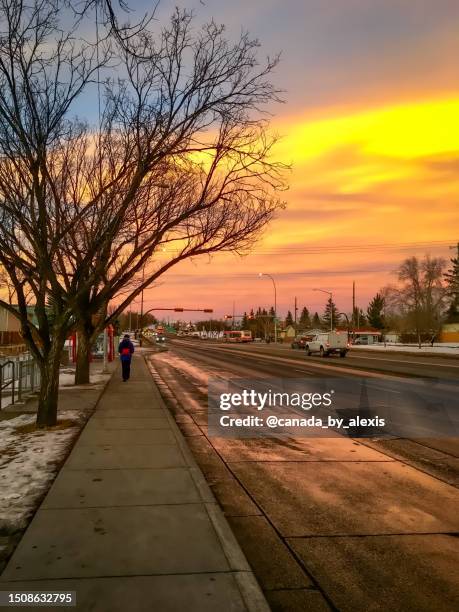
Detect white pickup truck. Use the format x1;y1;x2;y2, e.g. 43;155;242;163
305;331;349;358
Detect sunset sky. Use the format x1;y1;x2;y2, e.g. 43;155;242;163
130;0;458;320
5;1;458;321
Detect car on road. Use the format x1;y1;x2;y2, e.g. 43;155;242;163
305;331;349;357
291;334;314;349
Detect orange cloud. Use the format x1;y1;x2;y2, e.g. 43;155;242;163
139;97;459;318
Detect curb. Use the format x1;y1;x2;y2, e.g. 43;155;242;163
144;354;271;612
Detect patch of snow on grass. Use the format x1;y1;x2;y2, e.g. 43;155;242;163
0;410;84;533
352;344;459;354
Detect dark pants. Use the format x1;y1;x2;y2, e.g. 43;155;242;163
121;359;131;381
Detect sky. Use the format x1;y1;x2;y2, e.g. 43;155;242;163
5;1;458;321
128;0;458;320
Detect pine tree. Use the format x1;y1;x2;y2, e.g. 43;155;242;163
241;312;248;328
299;307;311;329
444;243;459;323
312;312;321;328
367;293;385;329
322;297;341;329
285;310;294;326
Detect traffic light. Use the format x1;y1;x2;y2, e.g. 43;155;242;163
224;315;233;320
203;309;213;313
174;308;184;312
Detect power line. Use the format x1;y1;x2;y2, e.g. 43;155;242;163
161;268;397;279
157;239;455;256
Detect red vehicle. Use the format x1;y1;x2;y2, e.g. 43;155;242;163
291;334;314;349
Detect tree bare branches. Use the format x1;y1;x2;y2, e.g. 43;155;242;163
0;0;287;422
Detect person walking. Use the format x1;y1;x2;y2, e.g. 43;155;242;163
118;334;135;381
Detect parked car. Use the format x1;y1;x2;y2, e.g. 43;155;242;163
353;337;369;345
305;331;349;357
291;334;313;349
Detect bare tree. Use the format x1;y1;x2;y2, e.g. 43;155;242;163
383;255;447;347
0;0;287;423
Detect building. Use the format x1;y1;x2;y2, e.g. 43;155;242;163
440;323;459;343
0;305;21;345
281;325;297;340
348;327;382;344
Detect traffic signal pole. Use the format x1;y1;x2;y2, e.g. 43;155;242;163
143;307;214;316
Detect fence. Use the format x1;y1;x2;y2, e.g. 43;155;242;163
0;343;28;357
0;356;41;409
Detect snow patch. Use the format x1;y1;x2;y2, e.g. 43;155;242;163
0;410;84;533
353;344;459;355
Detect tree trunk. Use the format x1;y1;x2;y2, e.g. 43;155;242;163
36;341;64;427
75;329;91;385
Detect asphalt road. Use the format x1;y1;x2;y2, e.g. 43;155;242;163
187;339;459;379
147;339;459;612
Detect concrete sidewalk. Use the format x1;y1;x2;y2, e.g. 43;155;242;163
0;353;268;611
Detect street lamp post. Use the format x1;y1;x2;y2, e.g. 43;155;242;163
313;288;333;332
259;273;277;343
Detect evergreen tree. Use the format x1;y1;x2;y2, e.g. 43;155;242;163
241;312;248;328
299;307;311;329
285;310;294;326
444;243;459;323
322;297;341;329
312;312;321;328
367;293;385;329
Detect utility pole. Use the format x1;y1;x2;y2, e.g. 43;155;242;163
352;281;355;326
352;281;356;342
139;267;145;347
294;297;298;327
313;288;333;332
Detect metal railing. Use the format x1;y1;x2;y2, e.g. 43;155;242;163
0;356;41;409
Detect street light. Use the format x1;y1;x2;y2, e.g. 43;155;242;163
259;273;277;343
313;288;333;331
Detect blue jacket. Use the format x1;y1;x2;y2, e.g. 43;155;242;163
118;339;135;362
